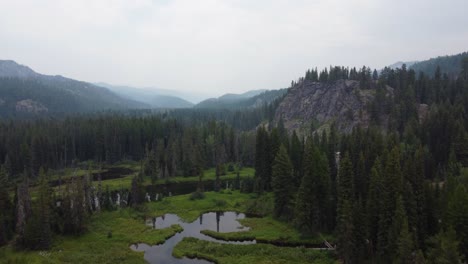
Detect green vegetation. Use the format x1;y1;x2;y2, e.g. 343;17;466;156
145;190;252;222
0;209;182;263
173;237;337;264
201;216;334;246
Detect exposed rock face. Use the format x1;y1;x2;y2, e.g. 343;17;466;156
275;80;390;133
15;99;48;113
417;104;429;123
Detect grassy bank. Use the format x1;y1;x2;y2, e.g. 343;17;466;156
0;191;335;264
0;209;181;264
173;237;338;264
201;216;334;246
145;190;253;221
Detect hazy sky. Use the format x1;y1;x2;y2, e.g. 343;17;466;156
1;0;467;100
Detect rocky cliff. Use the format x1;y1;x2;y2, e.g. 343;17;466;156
274;79;393;133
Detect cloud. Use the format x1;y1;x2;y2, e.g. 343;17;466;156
0;0;467;97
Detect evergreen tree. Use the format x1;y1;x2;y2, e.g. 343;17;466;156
271;145;294;220
351;199;367;263
36;168;52;249
336;153;355;263
295;140;330;233
289;131;303;189
446;185;468;259
131;175;145;207
337;199;354;263
378;147;402;260
15;175;32;245
0;166;14;245
426;228;463;264
395;217;415;264
367;158;383;256
387;195;407;262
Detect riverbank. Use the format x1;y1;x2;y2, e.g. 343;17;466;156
0;191;336;264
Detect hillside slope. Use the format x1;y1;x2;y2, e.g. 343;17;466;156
409;51;468;78
195;89;286;109
0;60;146;116
97;82;194;108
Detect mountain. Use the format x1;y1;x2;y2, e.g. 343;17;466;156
386;51;468;78
274;79;393;134
217;89;267;101
408;51;468;78
96;82;194;108
152;95;193;108
0;60;146;117
387;61;418;69
195;89;284;109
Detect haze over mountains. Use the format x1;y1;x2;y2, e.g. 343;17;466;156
0;60;286;116
0;51;467;118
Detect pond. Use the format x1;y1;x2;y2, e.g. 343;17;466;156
130;211;256;264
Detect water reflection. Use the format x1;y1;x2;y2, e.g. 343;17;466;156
131;211;255;264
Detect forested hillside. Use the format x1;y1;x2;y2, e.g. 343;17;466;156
409;51;468;79
195;89;287;109
0;61;146;117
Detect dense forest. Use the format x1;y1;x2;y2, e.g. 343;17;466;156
0;57;468;263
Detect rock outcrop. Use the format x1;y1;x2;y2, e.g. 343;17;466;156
274;79;392;134
15;99;48;114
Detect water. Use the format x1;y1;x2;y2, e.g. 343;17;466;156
130;211;256;264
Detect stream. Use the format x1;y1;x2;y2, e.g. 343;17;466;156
130;211;255;264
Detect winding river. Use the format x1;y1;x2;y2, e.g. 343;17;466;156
130;211;255;264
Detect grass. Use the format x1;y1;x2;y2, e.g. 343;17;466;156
0;190;336;264
201;216;335;246
146;190;254;221
88;166;254;192
0;209;182;264
173;237;338;264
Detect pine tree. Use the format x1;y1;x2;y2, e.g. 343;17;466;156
336;153;355;263
337;199;354;263
131;175;145;207
0;166;14;245
366;158;383;256
289;131;303;189
446;185;468;259
15;175;32;245
36;167;52;249
351;199;367;263
271;145;294;220
337;153;354;213
426;228;463;264
388;195;408;262
295;140;330;233
378;147;402;260
395;217;415;264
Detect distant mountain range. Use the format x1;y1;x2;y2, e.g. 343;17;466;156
195;89;286;109
386;61;418;70
96;82;194;108
0;60;283;117
0;60;146;116
387;51;468;78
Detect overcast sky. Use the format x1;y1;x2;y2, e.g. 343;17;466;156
1;0;467;101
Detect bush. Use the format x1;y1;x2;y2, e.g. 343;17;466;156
189;191;205;200
245;194;274;217
213;199;227;207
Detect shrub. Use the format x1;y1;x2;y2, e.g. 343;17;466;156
189;191;205;200
213;199;227;207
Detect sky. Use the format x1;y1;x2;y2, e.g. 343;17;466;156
1;0;467;102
